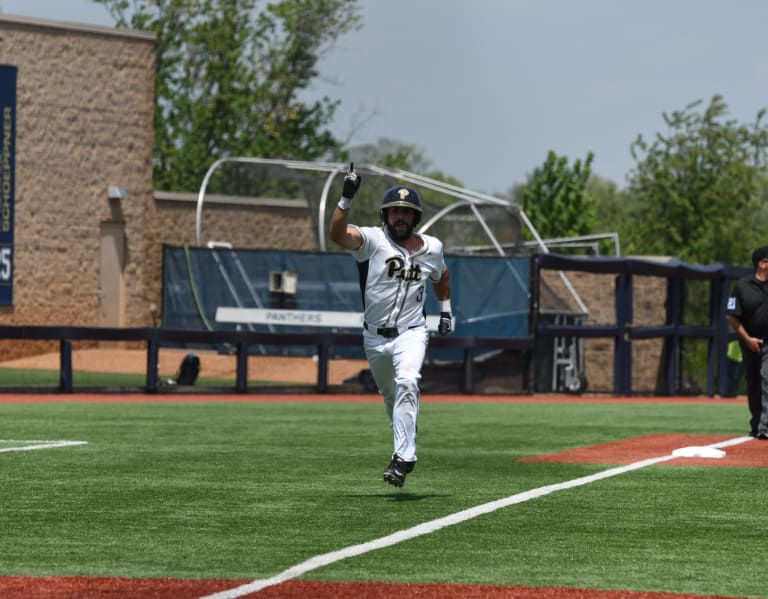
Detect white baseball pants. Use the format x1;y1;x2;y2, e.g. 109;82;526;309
363;326;429;463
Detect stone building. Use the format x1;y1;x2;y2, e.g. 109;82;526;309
0;14;314;359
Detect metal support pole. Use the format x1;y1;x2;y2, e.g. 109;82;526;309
59;340;73;393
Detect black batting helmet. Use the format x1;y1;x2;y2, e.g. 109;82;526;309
379;185;423;225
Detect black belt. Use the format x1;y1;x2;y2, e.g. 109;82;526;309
363;322;419;338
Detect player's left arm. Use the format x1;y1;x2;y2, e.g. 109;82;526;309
432;266;452;335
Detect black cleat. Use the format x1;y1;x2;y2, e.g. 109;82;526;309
383;455;414;488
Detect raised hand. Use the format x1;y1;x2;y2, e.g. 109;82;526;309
342;162;362;199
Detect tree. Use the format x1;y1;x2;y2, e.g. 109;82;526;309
94;0;361;191
519;150;596;242
588;174;634;255
626;95;768;265
346;137;465;186
347;137;434;173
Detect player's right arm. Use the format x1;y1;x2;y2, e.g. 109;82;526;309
329;163;364;250
330;204;363;250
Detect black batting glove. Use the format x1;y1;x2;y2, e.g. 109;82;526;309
342;162;362;199
438;312;452;335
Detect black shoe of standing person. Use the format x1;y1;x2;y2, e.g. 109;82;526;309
383;455;414;488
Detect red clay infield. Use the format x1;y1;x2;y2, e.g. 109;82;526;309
0;577;751;599
521;433;767;468
0;394;760;599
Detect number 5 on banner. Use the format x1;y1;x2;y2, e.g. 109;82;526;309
0;247;12;281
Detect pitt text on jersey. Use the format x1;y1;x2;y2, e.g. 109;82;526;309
385;256;422;281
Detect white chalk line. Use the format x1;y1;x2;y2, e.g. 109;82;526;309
0;439;89;453
200;435;754;599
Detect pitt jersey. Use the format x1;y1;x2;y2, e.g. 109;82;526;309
351;225;446;330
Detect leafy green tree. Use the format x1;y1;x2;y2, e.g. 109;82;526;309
94;0;361;191
627;95;768;264
519;150;596;241
588;175;634;255
346;137;434;174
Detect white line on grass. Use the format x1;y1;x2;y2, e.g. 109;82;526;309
200;435;754;599
0;440;88;453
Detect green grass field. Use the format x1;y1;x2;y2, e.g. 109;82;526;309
0;396;764;597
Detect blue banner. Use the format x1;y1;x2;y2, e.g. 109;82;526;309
0;65;16;305
162;245;530;359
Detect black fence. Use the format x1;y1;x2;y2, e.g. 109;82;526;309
0;325;532;394
533;254;750;397
0;254;751;397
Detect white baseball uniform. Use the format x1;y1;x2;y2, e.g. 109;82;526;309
350;224;447;463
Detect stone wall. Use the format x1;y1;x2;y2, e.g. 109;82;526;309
0;16;316;360
0;16;156;358
540;270;668;393
0;17;155;330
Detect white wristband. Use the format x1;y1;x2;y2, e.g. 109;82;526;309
439;300;451;313
338;197;352;210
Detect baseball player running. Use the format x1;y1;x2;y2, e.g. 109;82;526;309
330;163;453;488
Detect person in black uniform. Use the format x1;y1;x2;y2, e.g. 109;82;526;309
726;245;768;439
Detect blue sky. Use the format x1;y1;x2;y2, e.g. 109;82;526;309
2;0;768;195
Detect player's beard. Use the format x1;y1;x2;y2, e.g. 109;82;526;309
386;220;414;242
